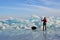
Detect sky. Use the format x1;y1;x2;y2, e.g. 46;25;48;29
0;0;60;17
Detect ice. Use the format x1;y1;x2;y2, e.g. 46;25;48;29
0;15;60;30
0;15;60;40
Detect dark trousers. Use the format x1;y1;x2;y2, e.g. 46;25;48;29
43;23;46;31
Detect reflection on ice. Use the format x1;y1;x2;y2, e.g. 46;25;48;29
0;29;60;40
43;31;48;40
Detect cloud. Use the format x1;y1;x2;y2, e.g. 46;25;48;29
0;4;60;16
23;0;60;9
23;0;60;5
1;0;60;9
41;0;60;5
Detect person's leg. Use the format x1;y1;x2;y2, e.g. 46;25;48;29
45;25;46;30
43;25;44;31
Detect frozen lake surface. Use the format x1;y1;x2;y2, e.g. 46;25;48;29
0;29;60;40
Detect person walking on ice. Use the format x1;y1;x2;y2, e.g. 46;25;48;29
41;17;47;31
